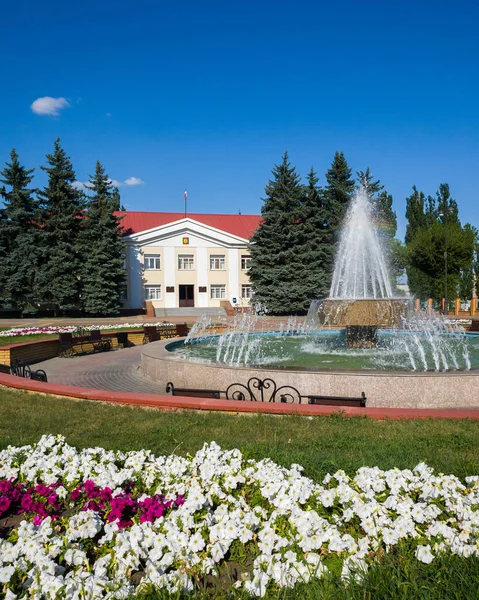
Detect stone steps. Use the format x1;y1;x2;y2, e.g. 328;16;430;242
153;307;226;317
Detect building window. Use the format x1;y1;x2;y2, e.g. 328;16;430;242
144;254;161;270
210;285;226;299
144;285;162;300
210;255;225;270
178;254;194;270
241;285;252;299
241;255;251;270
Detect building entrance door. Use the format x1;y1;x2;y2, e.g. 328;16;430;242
179;285;194;307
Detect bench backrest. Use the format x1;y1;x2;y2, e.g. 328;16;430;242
59;332;73;344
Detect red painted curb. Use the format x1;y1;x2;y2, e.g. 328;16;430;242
1;373;479;420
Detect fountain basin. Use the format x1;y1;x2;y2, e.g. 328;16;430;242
141;338;479;409
316;299;411;327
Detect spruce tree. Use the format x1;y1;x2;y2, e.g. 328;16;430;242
36;139;85;315
323;151;355;234
0;150;39;313
295;168;331;300
248;153;308;314
80;162;125;316
357;167;383;196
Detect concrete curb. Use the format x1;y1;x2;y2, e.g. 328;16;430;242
1;373;479;420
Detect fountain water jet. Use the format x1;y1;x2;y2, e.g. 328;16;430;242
312;186;410;347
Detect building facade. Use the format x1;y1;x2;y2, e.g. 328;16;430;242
118;212;261;311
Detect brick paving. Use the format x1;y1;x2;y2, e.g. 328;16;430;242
34;346;169;394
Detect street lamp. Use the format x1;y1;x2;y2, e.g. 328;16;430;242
438;211;448;315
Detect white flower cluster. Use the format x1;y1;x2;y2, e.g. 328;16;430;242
1;435;479;599
0;323;175;338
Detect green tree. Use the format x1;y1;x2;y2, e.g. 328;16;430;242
404;186;435;298
295;167;331;300
36;139;85;315
324;151;355;235
407;220;475;301
0;149;39;313
357;167;383;196
405;183;475;302
248;153;309;314
79;162;125;316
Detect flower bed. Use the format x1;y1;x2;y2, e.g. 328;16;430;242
0;323;176;339
1;436;478;598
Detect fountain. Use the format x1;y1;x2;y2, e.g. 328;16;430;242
310;186;410;347
141;187;479;408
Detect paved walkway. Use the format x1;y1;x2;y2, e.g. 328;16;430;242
35;346;168;394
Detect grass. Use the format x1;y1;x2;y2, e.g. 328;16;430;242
135;550;479;599
1;386;479;599
1;387;479;480
0;333;56;346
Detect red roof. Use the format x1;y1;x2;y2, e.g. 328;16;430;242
115;211;262;240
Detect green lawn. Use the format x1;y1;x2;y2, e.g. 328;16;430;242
0;332;56;346
1;387;479;599
2;387;479;480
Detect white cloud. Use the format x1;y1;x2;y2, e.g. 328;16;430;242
74;177;143;190
31;96;70;116
73;181;90;190
124;177;144;186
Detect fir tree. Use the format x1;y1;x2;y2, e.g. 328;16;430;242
323;151;355;234
80;162;125;316
0;149;39;313
248;153;308;314
295;168;332;299
357;167;383;196
36;139;85;315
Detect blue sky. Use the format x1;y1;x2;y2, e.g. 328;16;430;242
1;0;478;240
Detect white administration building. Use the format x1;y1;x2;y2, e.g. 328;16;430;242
117;211;261;314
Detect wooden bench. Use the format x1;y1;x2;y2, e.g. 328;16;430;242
165;382;222;398
59;330;112;357
308;392;366;408
166;378;367;407
0;360;48;382
143;323;189;344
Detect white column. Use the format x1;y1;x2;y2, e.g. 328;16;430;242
129;246;143;309
228;249;239;303
164;247;176;308
197;247;208;307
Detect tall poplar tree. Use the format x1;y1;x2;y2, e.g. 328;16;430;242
36;139;85;315
248;153;308;314
405;183;475;301
80;162;125;316
0;150;39;313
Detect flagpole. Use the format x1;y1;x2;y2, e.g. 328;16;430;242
184;190;187;218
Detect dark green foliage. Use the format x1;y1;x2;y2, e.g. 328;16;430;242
80;162;125;316
36;139;85;314
324;151;355;235
248;153;308;314
357;167;383;196
295;168;332;300
0;149;39;313
405;184;477;301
